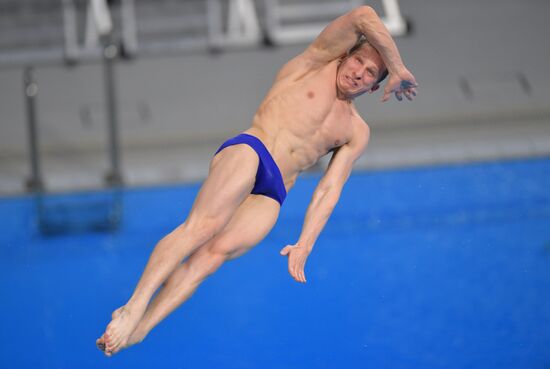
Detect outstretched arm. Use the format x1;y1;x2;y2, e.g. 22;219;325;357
280;121;370;283
303;6;417;101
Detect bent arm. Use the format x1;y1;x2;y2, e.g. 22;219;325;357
305;6;405;73
297;123;370;251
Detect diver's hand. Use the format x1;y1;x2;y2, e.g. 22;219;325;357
381;67;418;102
280;243;311;283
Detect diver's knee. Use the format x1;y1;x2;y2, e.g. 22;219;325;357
179;216;225;245
190;247;226;279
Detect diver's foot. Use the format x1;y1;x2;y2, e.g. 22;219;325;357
101;305;144;356
96;306;123;354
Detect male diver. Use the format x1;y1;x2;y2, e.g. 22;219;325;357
97;6;417;356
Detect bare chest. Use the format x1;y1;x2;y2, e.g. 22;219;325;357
262;67;354;147
314;101;354;152
252;62;362;178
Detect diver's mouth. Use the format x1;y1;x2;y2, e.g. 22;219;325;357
345;75;358;88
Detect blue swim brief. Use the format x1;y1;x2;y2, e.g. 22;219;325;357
214;133;287;205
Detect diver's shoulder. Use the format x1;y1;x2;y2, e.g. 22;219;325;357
350;112;370;144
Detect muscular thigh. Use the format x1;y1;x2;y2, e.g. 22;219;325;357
187;144;259;227
207;194;281;259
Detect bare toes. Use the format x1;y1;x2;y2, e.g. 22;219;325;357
111;346;122;355
109;336;122;348
96;337;106;351
106;341;117;351
106;329;119;343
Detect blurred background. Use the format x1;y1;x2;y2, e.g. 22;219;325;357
0;1;549;368
0;0;548;193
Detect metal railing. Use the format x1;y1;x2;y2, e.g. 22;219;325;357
0;0;408;67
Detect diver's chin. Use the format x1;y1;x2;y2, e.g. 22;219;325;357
337;87;365;102
336;86;354;101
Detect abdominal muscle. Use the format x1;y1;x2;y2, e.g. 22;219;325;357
243;60;355;191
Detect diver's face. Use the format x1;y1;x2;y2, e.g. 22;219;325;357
337;45;385;99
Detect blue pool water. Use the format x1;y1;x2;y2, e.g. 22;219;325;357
1;158;549;369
